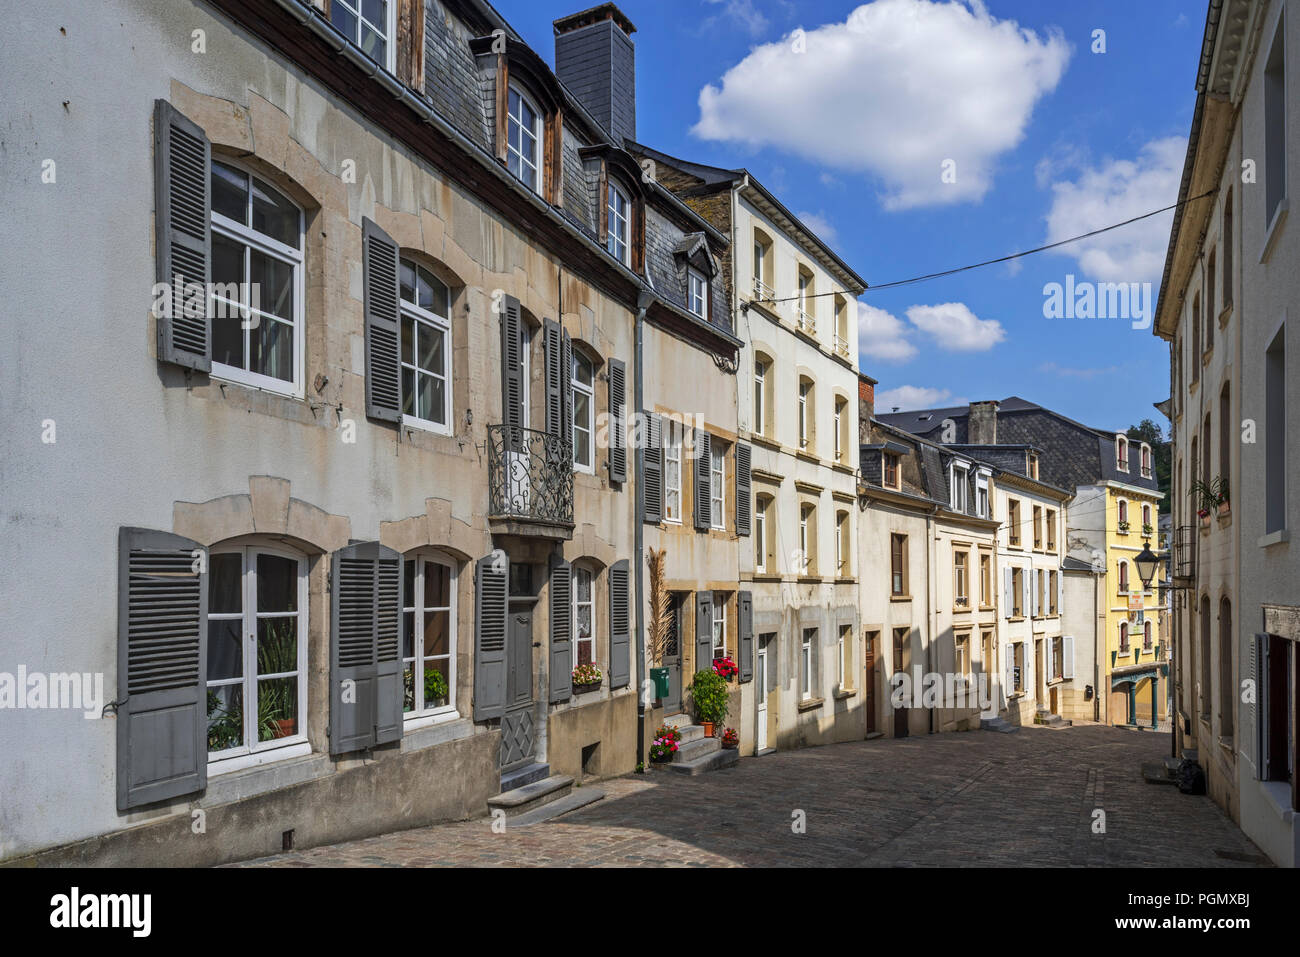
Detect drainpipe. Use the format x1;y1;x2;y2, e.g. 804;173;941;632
1094;568;1101;723
633;288;654;770
926;504;939;735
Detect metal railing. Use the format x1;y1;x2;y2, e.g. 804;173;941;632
752;277;775;303
488;425;574;526
834;333;850;357
796;307;816;335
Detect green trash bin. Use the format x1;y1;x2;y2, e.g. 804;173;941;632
650;667;670;699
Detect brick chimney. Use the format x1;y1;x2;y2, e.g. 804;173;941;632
553;4;637;146
968;400;999;445
858;373;877;443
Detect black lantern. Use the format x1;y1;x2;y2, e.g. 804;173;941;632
1134;539;1160;590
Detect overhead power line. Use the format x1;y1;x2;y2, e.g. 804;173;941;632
753;188;1218;303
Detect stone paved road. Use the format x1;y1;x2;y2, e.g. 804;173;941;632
238;724;1269;867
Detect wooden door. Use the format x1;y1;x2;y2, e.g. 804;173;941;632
893;630;908;738
864;630;877;735
499;602;535;770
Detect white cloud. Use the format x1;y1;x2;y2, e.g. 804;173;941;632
876;385;957;412
702;0;770;38
1043;136;1185;284
905;302;1006;351
1038;361;1118;379
796;210;838;243
857;302;917;361
693;0;1070;209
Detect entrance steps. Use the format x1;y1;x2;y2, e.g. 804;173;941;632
667;725;740;776
489;766;605;827
980;716;1018;734
1035;709;1072;729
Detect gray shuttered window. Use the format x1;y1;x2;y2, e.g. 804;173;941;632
329;541;403;755
738;591;753;683
362;218;402;423
1256;633;1270;780
544;319;563;439
735;443;752;536
643;411;662;523
501;295;524;430
694;430;712;531
549;557;573;704
474;552;509;721
117;527;208;811
608;559;631;688
154;99;212;372
695;591;713;676
561;330;574;453
607;358;627;484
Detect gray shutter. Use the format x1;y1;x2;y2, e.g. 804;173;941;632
1003;567;1013;617
501;295;524;430
766;635;779;693
329;541;403;755
695;591;713;675
1062;634;1075;680
1005;645;1015;696
738;591;754;683
544;319;563;439
117;527;207;811
608;559;631;688
735;443;752;536
1256;633;1270;780
153;99;211;372
1022;572;1031;620
549;557;572;703
608;358;627;484
474;551;509;721
1031;569;1040;618
561;330;574;453
643;412;662;523
694;430;712;531
1057;570;1063;615
363;217;402;423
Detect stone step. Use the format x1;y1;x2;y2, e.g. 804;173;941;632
500;762;550;793
674;736;721;762
486;774;573;819
668;746;740;776
662;713;693;730
980;717;1019;734
864;731;884;740
1163;755;1184;773
674;724;706;744
508;787;605;827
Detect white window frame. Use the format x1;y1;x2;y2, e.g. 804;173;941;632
571;351;595;474
709;444;725;529
572;565;596;670
837;629;846;688
209;159;305;399
1119;621;1130;654
836;511;848;575
664;419;683;524
799;504;812;574
950;463;969;512
975;473;989;518
687;267;708;319
606;181;630;265
833;400;843;462
954;549;968;606
1116;435;1129;472
399;258;453;436
401;552;458;722
1118;559;1130;594
712;593;726;660
800;628;815;700
206;544;309;769
798;380;811;449
754;497;767;573
753;358;766;435
329;0;397;72
506;84;542;193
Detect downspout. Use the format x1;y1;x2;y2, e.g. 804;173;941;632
1094;568;1102;723
927;504;938;734
633;288;654;771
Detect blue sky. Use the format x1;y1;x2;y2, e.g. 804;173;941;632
497;0;1205;433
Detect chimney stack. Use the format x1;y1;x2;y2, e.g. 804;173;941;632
553;4;637;146
968;401;999;445
858;373;877;443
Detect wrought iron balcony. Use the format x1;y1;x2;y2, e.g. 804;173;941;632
487;425;574;534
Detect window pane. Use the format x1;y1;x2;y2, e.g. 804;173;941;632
425;561;450;608
211;162;248;224
207;684;243;752
257;676;297;741
418;323;444;374
362;0;386;28
250;249;294;322
423;659;450;708
402;611;415;659
401;366;416;416
423;609;450;658
400;260;418;305
207;619;243;681
416;372;437;422
403;665;416;713
256;553;298;612
360;24;385;63
330;2;359;41
253;315;294;382
211;236;246;369
209;552;242;614
251;177;299;248
257;617;298;676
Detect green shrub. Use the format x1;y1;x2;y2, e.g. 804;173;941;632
688;669;729;726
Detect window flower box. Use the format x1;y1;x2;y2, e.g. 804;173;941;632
572;663;602;693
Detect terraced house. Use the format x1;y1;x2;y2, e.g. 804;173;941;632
1154;0;1300;867
0;0;734;865
627;144;868;755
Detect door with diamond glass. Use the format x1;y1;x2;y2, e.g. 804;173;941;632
499;599;536;770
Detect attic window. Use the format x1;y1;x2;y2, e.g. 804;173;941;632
918;414;932;422
330;0;395;72
506;85;542;194
688;268;708;320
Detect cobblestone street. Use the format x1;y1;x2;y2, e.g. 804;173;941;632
239;724;1269;867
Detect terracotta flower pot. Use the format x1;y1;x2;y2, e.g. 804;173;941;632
702;721;715;738
1217;501;1231;516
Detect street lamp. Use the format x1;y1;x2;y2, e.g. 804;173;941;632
1134;539;1160;590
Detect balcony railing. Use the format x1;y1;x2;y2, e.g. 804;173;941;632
752;277;775;303
488;425;574;528
834;333;850;357
1172;524;1195;580
796;307;816;335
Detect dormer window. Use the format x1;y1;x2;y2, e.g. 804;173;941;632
330;0;395;71
688;268;708;320
1140;444;1152;478
1116;435;1129;472
975;472;989;518
1027;452;1039;480
883;451;900;490
606;182;630;265
506;85;542;193
950;463;970;512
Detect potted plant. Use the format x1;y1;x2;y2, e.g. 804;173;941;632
1142;522;1153;537
256;619;297;739
649;724;681;763
712;655;739;681
1192;477;1228;523
689;669;729;737
1117;520;1130;534
646;547;673;699
1214;477;1231;516
206;690;242;752
572;663;603;693
424;668;449;708
721;727;739;750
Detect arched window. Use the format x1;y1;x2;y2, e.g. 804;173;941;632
1143;619;1153;650
1118;560;1129;593
506;84;542;193
1119;621;1130;654
1116;435;1129;471
833;396;848;463
1219;597;1233;735
210;159;304;395
754;353;773;437
752;229;774;300
796;265;816;333
573;564;596;668
206;543;308;761
1141;504;1152;531
399;258;452;433
1199;595;1212;717
798;376;814;451
1117;499;1128;527
755;493;773;573
606;181;630;265
571;349;595;473
401;552;457;717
